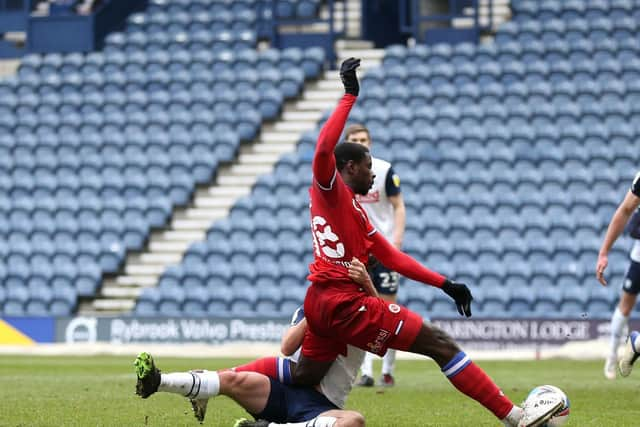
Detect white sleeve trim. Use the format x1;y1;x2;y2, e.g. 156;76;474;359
315;170;337;191
367;228;378;236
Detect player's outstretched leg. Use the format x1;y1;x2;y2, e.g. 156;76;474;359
407;322;564;427
133;353;220;423
619;330;640;377
134;352;161;398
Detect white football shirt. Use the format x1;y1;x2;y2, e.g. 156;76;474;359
288;307;365;408
355;157;401;240
289;345;364;408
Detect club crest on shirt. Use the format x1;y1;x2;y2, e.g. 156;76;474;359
388;303;401;314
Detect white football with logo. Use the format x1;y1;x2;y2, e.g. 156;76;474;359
524;385;570;426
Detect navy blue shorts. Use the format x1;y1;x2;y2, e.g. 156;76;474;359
253;378;338;423
371;263;400;295
622;260;640;295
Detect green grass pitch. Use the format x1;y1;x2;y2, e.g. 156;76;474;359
1;355;640;426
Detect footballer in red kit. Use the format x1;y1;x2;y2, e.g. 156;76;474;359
293;58;565;427
304;97;429;361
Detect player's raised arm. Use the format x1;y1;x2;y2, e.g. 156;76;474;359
312;58;360;189
370;232;473;317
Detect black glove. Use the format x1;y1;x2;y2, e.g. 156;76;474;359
340;57;360;96
442;279;473;317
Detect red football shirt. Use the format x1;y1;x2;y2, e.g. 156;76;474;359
308;170;377;283
306;94;373;284
305;94;445;288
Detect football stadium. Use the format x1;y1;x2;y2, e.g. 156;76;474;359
1;0;640;426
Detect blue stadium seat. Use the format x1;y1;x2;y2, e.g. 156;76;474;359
20;0;609;317
182;284;209;316
135;286;159;315
49;283;76;315
69;254;97;292
157;282;186;316
254;280;283;315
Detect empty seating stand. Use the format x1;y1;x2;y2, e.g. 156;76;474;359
0;0;324;316
135;0;640;319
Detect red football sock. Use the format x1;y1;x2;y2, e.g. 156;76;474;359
442;352;514;419
233;357;293;384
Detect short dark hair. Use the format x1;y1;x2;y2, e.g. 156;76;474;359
334;142;369;171
344;123;370;139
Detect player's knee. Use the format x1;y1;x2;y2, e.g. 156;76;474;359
410;322;460;365
432;326;460;356
351;412;366;427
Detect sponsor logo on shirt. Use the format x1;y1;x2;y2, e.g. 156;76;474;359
367;328;391;354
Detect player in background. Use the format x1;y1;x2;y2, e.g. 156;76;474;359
619;330;640;377
294;58;563;427
134;259;373;427
596;171;640;379
345;123;406;387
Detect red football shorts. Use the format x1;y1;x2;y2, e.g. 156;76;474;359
302;281;424;362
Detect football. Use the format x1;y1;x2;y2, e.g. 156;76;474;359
524;385;570;427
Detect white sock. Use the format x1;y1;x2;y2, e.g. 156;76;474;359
159;370;220;399
267;417;337;427
360;352;375;377
501;405;523;427
382;349;396;376
610;307;629;359
633;331;640;352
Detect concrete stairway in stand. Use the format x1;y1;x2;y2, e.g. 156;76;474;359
80;39;385;315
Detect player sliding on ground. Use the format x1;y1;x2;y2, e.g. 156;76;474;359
133;259;374;427
291;57;563;427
